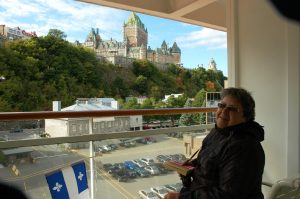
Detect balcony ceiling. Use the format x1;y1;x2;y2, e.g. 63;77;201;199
78;0;227;31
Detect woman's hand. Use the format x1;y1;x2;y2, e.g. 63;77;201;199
164;192;179;199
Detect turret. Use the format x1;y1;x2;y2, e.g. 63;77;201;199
171;42;181;53
208;58;217;71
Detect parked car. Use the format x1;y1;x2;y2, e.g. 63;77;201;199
135;167;151;177
145;136;157;143
124;161;137;170
150;186;169;198
107;166;121;176
132;159;147;167
144;166;160;175
124;168;137;178
169;153;187;162
136;138;149;144
113;162;125;169
97;146;110;153
154;163;170;174
136;137;156;144
9;128;23;133
140;157;155;165
156;155;171;163
108;143;118;150
102;145;112;151
120;141;135;148
138;189;160;199
102;163;113;171
164;183;182;192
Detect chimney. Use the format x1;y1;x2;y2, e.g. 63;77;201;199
53;101;61;111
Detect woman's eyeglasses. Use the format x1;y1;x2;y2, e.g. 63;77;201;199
217;103;239;112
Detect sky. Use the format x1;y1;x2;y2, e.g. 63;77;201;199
0;0;228;76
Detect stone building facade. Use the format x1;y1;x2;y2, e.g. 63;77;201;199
82;13;181;68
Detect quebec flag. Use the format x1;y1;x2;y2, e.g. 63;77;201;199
46;161;90;199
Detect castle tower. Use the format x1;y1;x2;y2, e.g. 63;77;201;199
171;42;181;65
123;12;148;48
208;58;217;71
161;40;168;54
84;28;101;49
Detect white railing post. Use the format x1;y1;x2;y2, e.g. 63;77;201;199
89;118;94;199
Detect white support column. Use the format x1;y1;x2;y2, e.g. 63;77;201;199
226;0;239;87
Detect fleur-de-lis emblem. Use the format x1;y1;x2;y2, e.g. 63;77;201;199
78;172;84;181
53;182;63;192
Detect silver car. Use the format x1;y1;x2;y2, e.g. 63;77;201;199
144;165;160;175
138;189;160;199
150;186;169;198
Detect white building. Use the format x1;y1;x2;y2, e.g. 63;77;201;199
45;98;143;148
0;25;37;41
163;93;183;102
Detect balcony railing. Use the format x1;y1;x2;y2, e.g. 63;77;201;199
0;108;275;199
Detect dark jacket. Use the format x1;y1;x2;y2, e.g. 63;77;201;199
180;121;265;199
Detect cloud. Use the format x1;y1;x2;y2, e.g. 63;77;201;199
0;0;45;17
0;0;128;42
176;28;227;50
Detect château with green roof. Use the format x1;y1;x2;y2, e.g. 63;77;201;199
82;12;181;69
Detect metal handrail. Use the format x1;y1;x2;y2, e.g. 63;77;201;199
0;107;217;120
0;107;276;191
0;124;214;149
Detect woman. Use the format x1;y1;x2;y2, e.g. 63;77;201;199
164;87;265;199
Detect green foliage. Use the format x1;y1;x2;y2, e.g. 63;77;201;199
123;97;140;109
0;35;105;111
193;89;206;107
179;99;199;126
0;30;227;112
192;89;207;124
134;75;148;95
132;59;158;78
47;29;67;40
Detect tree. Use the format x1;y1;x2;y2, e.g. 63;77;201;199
193;89;206;107
141;98;155;123
165;95;187;126
47;29;67;40
141;98;154;109
134;75;148;95
123;98;140;109
132;60;158;78
179;99;199;126
0;33;228;112
112;76;129;98
193;89;207;124
167;64;182;76
149;85;163;100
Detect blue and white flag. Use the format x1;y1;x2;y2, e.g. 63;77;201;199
46;161;90;199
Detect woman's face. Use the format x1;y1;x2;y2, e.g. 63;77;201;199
216;95;247;128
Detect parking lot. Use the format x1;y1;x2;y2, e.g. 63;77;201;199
0;134;186;199
81;134;186;198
